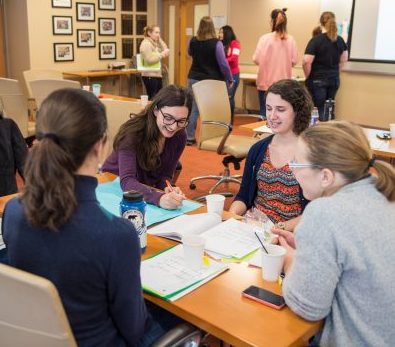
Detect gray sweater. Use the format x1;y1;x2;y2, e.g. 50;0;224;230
283;177;395;347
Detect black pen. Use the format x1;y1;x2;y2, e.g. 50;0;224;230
254;232;269;254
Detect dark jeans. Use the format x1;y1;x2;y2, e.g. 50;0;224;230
228;73;240;122
142;77;163;100
258;90;267;119
137;301;183;347
305;77;340;121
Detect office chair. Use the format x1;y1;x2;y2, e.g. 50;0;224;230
0;78;36;138
101;98;144;158
0;263;202;347
29;79;81;109
189;80;258;198
23;69;64;99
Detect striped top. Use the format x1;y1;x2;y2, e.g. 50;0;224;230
254;147;302;223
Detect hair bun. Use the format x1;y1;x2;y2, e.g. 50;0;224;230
282;8;287;12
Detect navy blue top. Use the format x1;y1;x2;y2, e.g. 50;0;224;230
234;135;308;212
3;175;150;347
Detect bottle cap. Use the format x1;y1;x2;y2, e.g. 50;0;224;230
123;190;143;202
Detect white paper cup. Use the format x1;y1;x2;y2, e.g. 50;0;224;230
140;95;149;107
92;84;101;97
390;123;395;138
261;244;286;282
182;235;205;270
82;85;90;92
205;194;225;218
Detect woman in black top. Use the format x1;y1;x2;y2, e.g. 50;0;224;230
303;11;348;121
185;16;233;145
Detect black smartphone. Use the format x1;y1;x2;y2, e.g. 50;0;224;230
376;132;391;140
242;285;285;310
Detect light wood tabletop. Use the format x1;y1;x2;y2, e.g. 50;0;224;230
63;69;140;79
0;172;322;346
100;93;140;102
240;121;395;160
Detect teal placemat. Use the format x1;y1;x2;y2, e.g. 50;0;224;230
96;178;202;226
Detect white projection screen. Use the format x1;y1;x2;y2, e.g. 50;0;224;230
349;0;395;63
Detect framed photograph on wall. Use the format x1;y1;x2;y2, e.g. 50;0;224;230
98;18;116;35
99;0;116;11
54;43;74;62
99;42;116;60
77;29;96;47
76;2;95;21
52;16;73;35
52;0;72;8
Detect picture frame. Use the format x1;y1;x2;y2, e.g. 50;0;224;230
52;0;72;8
77;29;96;47
99;42;116;60
98;0;116;11
98;17;116;36
52;16;73;35
76;2;95;22
53;43;74;62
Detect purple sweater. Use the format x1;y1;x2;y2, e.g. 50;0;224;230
102;130;186;205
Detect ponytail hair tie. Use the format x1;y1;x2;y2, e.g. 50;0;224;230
37;132;61;146
368;157;376;169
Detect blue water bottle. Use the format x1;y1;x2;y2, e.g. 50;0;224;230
120;190;147;253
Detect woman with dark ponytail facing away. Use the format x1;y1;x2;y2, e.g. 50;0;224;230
253;8;298;119
3;88;182;346
303;12;348;120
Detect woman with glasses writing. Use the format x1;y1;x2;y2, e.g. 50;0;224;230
103;85;193;209
276;121;395;346
229;79;312;232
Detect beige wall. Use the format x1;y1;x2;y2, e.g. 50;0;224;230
5;0;156;73
215;0;395;128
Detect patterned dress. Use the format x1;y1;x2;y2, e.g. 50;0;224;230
254;147;302;223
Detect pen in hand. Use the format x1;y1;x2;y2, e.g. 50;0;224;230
165;180;186;199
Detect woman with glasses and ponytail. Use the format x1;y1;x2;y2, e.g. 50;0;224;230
103;85;193;210
2;88;183;346
253;8;298;119
274;121;395;346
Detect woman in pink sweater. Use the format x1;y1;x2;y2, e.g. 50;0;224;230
253;8;297;119
219;25;240;120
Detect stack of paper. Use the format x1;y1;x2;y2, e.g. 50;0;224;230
141;245;228;301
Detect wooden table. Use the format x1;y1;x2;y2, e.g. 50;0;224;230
0;173;322;346
63;69;141;95
100;93;140;102
241;120;395;162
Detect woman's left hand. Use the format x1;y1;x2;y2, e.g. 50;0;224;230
164;185;186;199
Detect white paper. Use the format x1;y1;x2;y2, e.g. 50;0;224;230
186;27;193;36
0;218;4;250
148;213;221;241
141;245;228;300
200;218;261;259
254;125;273;134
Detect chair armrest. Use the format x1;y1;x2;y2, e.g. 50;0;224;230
201;121;233;154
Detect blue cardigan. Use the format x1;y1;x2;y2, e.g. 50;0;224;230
3;176;150;347
234;135;308;213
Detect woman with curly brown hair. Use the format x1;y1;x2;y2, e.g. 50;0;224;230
229;79;312;232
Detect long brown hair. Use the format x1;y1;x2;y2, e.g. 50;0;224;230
320;11;337;42
271;8;288;39
21;89;107;230
113;85;193;171
301;121;395;201
197;16;217;40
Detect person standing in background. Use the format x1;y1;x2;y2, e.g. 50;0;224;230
219;25;241;121
303;12;348;121
253;8;298;119
186;16;233;145
139;25;170;100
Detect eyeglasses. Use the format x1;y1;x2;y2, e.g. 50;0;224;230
288;159;321;169
159;108;189;128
